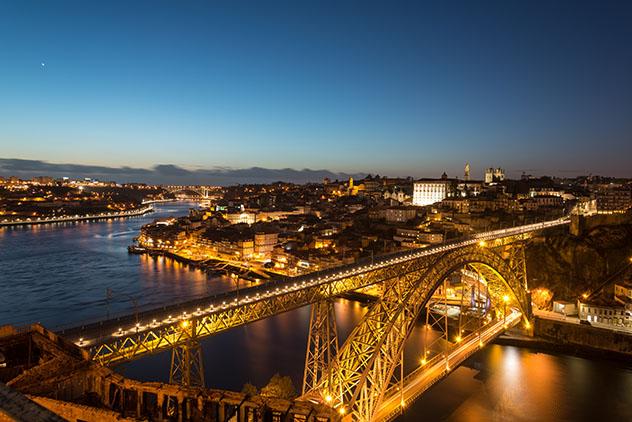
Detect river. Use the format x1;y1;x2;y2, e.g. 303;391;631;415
1;201;630;421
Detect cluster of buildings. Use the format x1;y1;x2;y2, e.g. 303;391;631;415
576;278;632;329
0;176;167;220
411;167;631;216
546;268;632;331
138;183;381;275
134;165;631;276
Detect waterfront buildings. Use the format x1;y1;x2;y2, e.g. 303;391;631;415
578;276;632;328
578;299;631;327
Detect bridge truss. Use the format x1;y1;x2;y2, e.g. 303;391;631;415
61;219;569;421
303;241;532;421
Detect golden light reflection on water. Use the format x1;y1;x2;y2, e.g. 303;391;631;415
432;345;569;422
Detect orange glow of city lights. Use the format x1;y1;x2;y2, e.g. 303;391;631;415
325;395;333;403
478;240;487;247
502;295;510;303
181;320;189;328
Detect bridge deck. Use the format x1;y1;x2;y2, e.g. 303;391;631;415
373;310;523;422
57;218;567;364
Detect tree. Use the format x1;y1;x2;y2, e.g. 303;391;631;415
242;382;258;396
260;373;296;399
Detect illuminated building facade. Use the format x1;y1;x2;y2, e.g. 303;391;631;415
412;179;454;207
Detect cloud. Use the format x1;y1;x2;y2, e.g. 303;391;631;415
0;158;364;185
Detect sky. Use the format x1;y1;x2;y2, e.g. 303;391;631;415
1;0;631;182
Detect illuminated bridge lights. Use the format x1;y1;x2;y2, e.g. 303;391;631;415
61;218;569;369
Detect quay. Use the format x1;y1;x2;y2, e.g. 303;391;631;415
0;206;154;227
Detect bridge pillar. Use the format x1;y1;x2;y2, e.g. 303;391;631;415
302;299;339;396
169;320;205;389
505;242;531;319
423;279;450;367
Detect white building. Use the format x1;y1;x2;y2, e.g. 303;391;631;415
226;212;256;225
553;300;577;316
578;299;631;327
412;179;453;206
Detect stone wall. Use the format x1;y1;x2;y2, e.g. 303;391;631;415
570;212;631;236
30;396;136;422
534;317;632;355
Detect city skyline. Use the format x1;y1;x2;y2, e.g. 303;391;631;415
2;1;632;177
1;157;628;186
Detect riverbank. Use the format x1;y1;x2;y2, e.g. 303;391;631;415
0;205;154;227
141;198;177;205
128;246;273;283
494;334;632;364
494;318;632;363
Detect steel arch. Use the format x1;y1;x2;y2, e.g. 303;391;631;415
318;244;527;421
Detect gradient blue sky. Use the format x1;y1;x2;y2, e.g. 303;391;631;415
1;0;631;179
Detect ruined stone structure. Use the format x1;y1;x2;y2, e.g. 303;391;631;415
0;325;337;421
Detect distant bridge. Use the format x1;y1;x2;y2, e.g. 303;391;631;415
59;217;569;421
162;185;221;199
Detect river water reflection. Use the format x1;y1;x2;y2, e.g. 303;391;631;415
1;202;631;421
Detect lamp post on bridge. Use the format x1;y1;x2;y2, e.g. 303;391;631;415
503;295;510;326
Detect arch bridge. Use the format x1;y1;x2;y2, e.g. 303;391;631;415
59;217;569;421
163;185;220;199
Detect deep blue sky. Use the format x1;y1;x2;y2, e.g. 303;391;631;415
1;0;631;179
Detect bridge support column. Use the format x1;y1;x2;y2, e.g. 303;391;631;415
169;320;205;389
302;299;338;396
505;242;531;318
423;279;450;368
